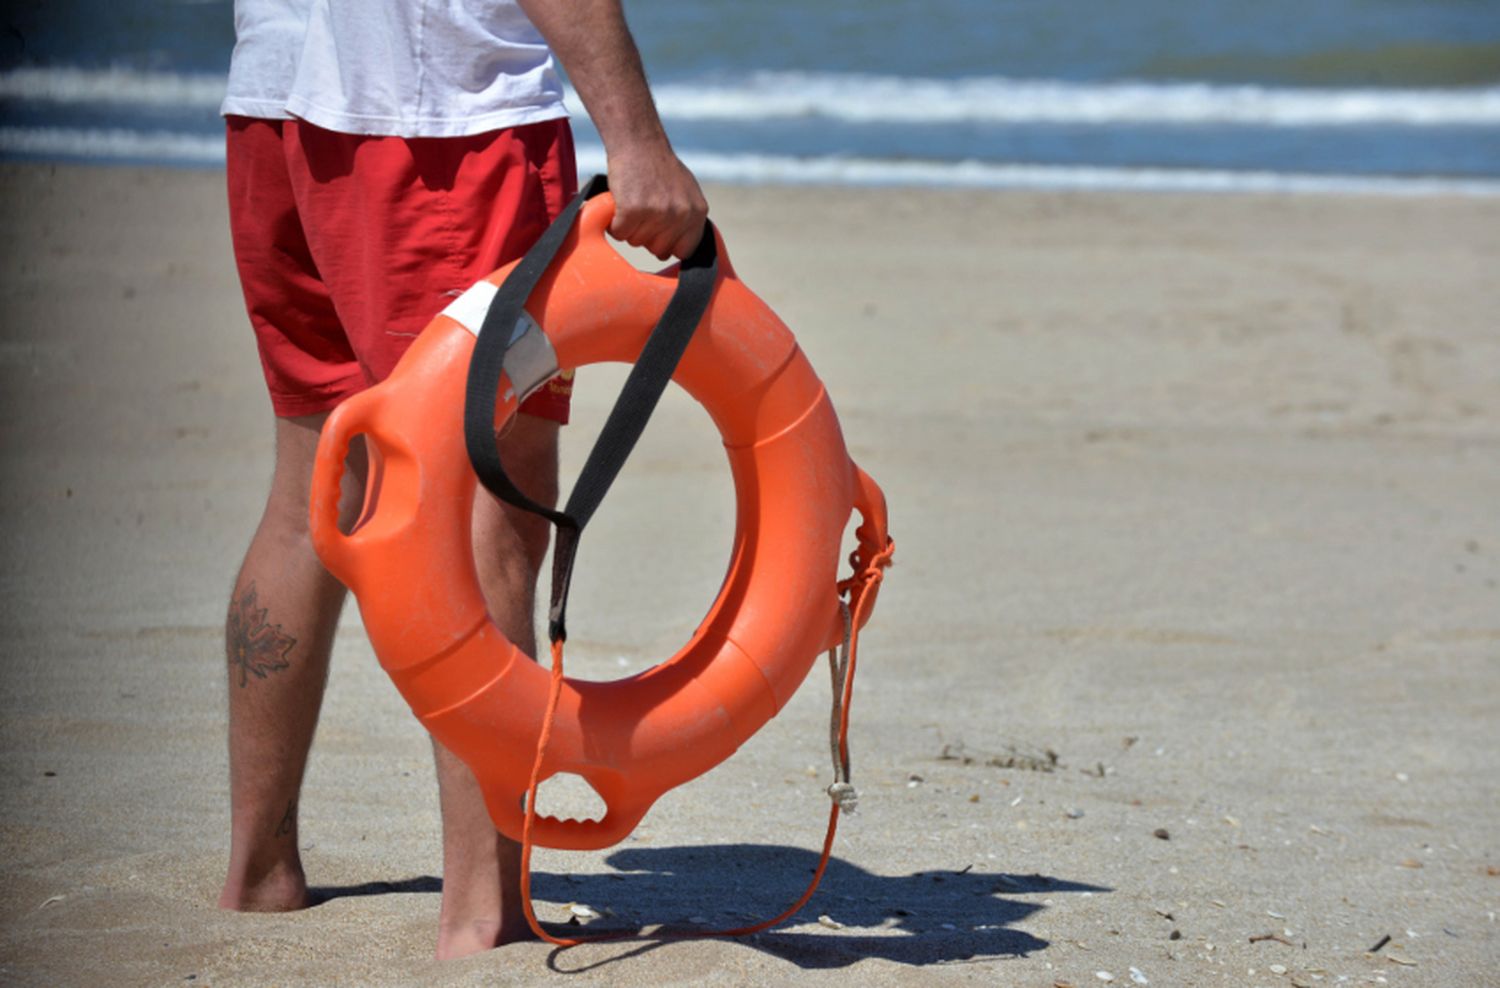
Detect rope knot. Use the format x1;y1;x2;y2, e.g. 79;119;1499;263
839;542;893;598
826;782;859;813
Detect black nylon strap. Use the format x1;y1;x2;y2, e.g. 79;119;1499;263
463;173;608;528
462;174;720;643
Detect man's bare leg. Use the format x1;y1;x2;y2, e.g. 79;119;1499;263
220;413;365;911
435;414;559;959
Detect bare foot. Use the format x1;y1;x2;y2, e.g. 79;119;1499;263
435;915;538;960
219;858;310;912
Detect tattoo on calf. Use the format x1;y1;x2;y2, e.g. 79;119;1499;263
276;799;296;838
227;581;296;687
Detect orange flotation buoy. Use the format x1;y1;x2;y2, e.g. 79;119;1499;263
309;179;892;855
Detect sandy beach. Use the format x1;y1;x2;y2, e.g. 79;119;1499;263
1;162;1497;986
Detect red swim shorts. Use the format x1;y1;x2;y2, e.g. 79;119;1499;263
225;114;578;421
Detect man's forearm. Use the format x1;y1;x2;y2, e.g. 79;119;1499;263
516;0;670;159
516;0;707;259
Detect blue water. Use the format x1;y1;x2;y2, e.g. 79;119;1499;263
3;0;1499;192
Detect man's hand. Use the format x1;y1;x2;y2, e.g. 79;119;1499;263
516;0;708;259
606;143;707;261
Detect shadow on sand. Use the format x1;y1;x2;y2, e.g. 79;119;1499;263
308;875;442;903
311;843;1107;969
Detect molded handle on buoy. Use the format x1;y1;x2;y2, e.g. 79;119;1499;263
852;464;889;557
574;192;717;287
521;806;646;852
308;392;373;587
574;193;652;282
479;760;653;851
849;463;891;625
576;190;616;242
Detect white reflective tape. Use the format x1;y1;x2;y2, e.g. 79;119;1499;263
441;280;499;337
439;278;560;405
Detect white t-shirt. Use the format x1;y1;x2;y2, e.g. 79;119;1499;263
222;0;569;137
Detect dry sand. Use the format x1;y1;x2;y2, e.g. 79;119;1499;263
1;162;1497;986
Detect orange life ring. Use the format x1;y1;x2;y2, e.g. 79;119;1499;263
309;192;890;851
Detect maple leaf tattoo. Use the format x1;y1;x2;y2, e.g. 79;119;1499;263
227;582;296;687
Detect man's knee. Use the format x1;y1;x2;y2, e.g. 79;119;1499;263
264;414;367;537
499;414;560;498
475;414;560;576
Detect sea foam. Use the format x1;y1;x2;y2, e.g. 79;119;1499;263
6;66;1499;128
6;125;1497;196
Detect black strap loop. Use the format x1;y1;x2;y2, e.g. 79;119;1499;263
462;174;719;644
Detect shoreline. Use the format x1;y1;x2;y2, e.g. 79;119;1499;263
6;144;1500;198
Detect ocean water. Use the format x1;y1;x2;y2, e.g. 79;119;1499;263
2;0;1498;193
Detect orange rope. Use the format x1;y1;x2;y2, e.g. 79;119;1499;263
516;538;895;948
517;638;573;945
